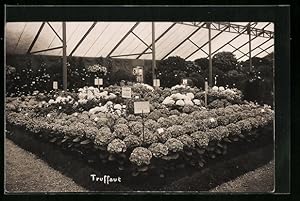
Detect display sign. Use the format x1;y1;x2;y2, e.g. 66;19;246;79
153;79;160;87
122;87;132;98
53;81;58;89
94;78;103;86
134;101;150;114
182;79;188;85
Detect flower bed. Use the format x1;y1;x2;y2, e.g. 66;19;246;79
6;84;273;177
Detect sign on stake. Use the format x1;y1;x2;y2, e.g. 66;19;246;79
122;87;132;98
153;79;160;87
182;79;188;85
134;101;150;144
53;81;58;90
94;77;103;89
134;101;150;114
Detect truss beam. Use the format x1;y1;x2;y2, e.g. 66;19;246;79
107;22;139;57
185;24;229;60
161;23;205;60
69;22;97;56
178;22;273;38
27;22;46;54
136;22;177;59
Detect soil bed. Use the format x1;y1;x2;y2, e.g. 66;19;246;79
6;125;273;191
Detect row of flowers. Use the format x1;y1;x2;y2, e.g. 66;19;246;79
6;100;273;167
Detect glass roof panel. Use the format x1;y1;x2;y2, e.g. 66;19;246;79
13;22;42;54
154;23;197;60
168;40;199;58
72;22;112;57
6;22;29;54
94;22;136;57
6;21;274;60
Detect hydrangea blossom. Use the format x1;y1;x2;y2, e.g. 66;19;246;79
226;123;242;136
113;124;131;139
94;126;115;146
190;131;209;147
144;119;160;131
148;143;169;158
129;147;152;166
123;135;142;148
85;126;99;140
177;134;195;149
107;139;127;154
164;125;185;138
157;117;173;128
164;138;184;152
217;116;230;126
139;129;159;145
129;122;143;136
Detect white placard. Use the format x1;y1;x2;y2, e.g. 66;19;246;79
94;78;103;86
94;78;99;85
122;87;132;98
134;101;150;114
182;79;188;85
53;81;58;89
153;79;160;87
99;78;103;85
205;81;208;91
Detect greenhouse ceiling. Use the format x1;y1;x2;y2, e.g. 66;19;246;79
5;22;274;61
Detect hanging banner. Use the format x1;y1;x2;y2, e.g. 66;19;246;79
153;79;160;87
134;101;150;114
53;81;58;89
122;87;132;98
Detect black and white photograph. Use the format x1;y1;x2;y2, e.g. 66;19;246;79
4;5;290;194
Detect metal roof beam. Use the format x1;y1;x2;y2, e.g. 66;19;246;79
237;37;273;60
30;45;63;54
209;25;249;56
106;22;140;57
228;43;249;58
131;31;151;49
161;23;205;60
253;44;274;58
188;38;208;55
136;22;177;59
178;22;273;38
110;52;152;58
232;23;271;55
185;23;229;60
69;22;97;56
47;22;63;42
27;22;45;54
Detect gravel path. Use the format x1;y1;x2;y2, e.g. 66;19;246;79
210;160;274;192
5;138;88;193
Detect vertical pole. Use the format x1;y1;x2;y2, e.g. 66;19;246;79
142;110;145;144
248;24;252;72
152;22;156;80
205;81;208;107
62;22;67;91
208;22;213;87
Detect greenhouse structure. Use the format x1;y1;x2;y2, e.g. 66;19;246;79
5;21;275;192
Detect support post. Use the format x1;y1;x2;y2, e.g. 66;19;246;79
208;22;213;87
62;22;67;91
248;24;252;72
152;22;156;80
